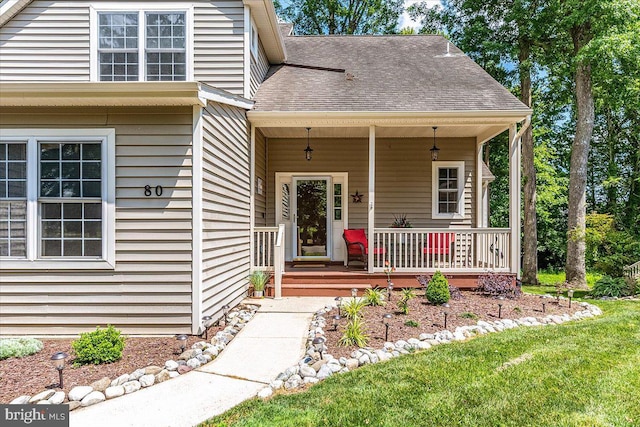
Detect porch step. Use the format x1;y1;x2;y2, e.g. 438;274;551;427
266;283;372;297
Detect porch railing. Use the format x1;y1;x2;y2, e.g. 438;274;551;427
624;261;640;279
253;225;285;299
372;228;511;273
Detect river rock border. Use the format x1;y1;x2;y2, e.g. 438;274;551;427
257;296;602;398
9;304;259;409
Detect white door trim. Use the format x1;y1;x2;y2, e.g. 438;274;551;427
275;172;349;262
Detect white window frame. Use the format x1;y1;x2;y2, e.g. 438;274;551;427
250;18;259;59
0;129;116;270
90;3;194;82
432;161;465;220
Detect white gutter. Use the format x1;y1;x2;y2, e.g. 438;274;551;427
511;115;532;145
0;0;31;26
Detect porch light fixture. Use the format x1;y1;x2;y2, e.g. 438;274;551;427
335;296;342;316
568;289;574;308
383;313;393;341
50;352;68;389
430;126;440;161
312;336;325;360
332;314;341;331
304;127;314;161
176;334;188;354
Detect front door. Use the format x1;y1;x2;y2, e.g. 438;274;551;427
293;178;329;259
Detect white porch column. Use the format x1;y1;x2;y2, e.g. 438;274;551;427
509;123;521;277
249;125;255;271
367;125;376;273
476;140;483;228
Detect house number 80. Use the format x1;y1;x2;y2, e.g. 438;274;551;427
144;185;163;197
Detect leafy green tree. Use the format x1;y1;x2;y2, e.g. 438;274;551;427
275;0;404;35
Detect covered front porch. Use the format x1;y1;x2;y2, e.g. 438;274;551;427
248;113;528;296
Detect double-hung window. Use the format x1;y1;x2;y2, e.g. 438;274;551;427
97;10;187;81
0;130;115;269
432;161;465;219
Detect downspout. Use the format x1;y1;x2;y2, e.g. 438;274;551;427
512;115;531;146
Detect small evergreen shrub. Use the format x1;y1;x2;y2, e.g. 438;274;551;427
397;288;415;314
342;298;367;320
476;272;522;299
363;288;386;306
0;338;43;360
338;317;369;347
425;271;450;305
459;312;478;320
71;325;126;366
592;275;631;298
404;320;419;327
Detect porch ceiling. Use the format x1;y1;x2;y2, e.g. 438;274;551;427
258;124;508;143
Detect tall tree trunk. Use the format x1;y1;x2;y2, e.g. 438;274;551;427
566;59;594;288
519;41;538;285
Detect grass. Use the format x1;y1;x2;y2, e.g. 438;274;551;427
202;300;640;427
522;270;602;298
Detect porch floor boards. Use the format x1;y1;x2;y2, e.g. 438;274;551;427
266;263;482;297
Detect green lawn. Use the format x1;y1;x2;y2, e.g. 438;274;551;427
203;300;640;427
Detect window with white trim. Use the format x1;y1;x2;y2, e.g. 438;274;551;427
98;11;186;81
431;161;465;219
250;19;259;58
0;130;115;268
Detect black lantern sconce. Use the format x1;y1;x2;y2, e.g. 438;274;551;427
430;126;440;161
304;127;313;161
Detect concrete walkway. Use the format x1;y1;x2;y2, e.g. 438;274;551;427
70;297;334;427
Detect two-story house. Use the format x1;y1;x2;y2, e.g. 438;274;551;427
0;0;531;336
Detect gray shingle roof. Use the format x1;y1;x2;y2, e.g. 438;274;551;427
253;34;528;112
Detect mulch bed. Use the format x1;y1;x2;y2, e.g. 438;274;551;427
1;292;581;404
324;290;582;359
0;326;222;404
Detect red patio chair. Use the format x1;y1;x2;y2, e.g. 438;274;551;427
423;233;455;264
343;229;386;270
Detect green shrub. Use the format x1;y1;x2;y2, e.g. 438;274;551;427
71;325;126;366
248;270;270;292
0;338;43;360
363;288;386;306
586;213;640;276
459;312;478;320
342;298;367;320
338;316;369;347
397;288;415;315
425;271;450;305
592;276;632;298
404;320;419;327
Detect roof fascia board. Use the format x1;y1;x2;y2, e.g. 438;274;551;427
0;0;31;26
0;82;254;109
247;110;533;127
243;0;286;63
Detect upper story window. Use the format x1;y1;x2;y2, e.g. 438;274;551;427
1;130;115;269
431;161;465;219
250;19;259;59
95;10;188;82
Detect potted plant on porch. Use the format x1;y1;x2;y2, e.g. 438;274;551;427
248;270;270;298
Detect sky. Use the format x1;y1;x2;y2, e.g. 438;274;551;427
399;0;439;31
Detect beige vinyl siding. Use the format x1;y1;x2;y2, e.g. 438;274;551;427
254;129;267;226
1;0;247;90
0;106;194;335
0;1;90;81
200;102;250;319
266;137;476;228
193;1;245;95
249;40;270;98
